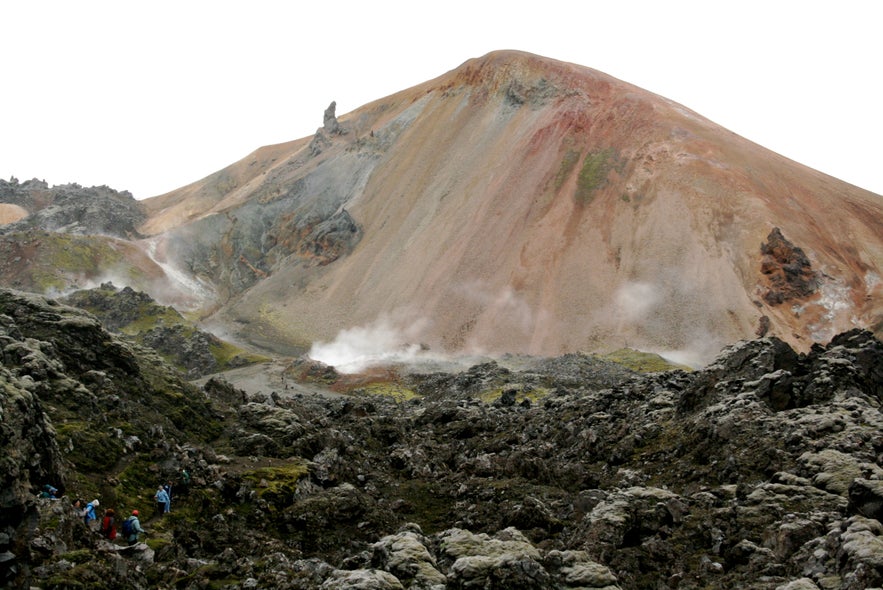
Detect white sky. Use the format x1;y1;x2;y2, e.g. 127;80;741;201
2;1;881;199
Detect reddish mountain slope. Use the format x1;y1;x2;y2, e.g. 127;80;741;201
138;51;883;364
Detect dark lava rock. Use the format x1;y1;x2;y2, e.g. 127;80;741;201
760;227;819;305
61;283;255;377
2;286;882;590
0;177;145;239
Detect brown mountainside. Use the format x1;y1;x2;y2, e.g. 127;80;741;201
7;51;883;364
141;51;883;363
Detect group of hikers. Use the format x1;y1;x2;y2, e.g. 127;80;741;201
97;506;147;545
43;470;190;546
76;498;147;545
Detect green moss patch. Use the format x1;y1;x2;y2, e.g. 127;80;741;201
554;149;581;191
115;458;152;505
119;306;184;335
146;536;172;552
598;348;692;373
210;340;269;368
60;549;93;564
242;462;309;507
575;148;621;204
358;382;420;402
386;480;453;535
479;385;551;404
56;421;124;472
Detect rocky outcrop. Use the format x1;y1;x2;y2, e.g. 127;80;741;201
292;208;361;266
60;283;261;377
761;227;819;305
309;101;347;156
59;283;158;332
0;287;224;587
0;177;145;238
0;357;67;586
323;101;344;136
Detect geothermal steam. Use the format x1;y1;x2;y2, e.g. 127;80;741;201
308;315;431;373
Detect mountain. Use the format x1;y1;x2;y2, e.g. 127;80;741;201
2;51;882;365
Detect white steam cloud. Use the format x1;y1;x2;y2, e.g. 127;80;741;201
308;314;431;374
610;280;722;368
141;236;216;310
614;281;660;323
654;333;722;369
44;269;136;300
455;281;539;354
466;283;535;333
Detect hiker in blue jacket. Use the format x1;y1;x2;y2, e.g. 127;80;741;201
154;485;170;517
83;499;100;529
122;510;146;545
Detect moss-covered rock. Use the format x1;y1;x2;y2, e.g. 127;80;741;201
4;284;883;589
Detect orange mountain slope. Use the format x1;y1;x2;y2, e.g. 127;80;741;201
138;50;882;364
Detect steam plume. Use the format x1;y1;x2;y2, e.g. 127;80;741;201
308;314;430;373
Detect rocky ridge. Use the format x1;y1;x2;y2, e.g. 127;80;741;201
59;283;267;378
1;287;882;589
0;177;145;238
0;178;166;300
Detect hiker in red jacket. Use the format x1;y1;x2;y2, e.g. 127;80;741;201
99;508;117;540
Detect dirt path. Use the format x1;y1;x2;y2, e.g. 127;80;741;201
191;359;343;399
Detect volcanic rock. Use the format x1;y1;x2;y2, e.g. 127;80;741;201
0;177;144;238
761;227;819;305
6;284;882;588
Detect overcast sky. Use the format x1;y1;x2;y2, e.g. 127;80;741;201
2;1;881;199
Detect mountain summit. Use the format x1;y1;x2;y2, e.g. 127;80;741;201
4;51;883;363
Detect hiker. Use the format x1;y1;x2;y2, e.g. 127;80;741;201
39;484;58;499
83;499;99;529
100;508;117;540
154;485;170;517
179;469;191;496
122;510;146;545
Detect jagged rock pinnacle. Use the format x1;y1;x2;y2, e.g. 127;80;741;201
323;101;342;135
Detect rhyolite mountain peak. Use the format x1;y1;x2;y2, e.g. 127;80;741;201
136;50;883;364
1;50;881;366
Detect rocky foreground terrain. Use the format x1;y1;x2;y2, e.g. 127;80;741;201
2;287;882;589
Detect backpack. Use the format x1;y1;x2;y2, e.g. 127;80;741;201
121;516;134;537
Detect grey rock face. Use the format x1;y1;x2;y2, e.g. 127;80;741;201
0;177;145;238
323;101;343;135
